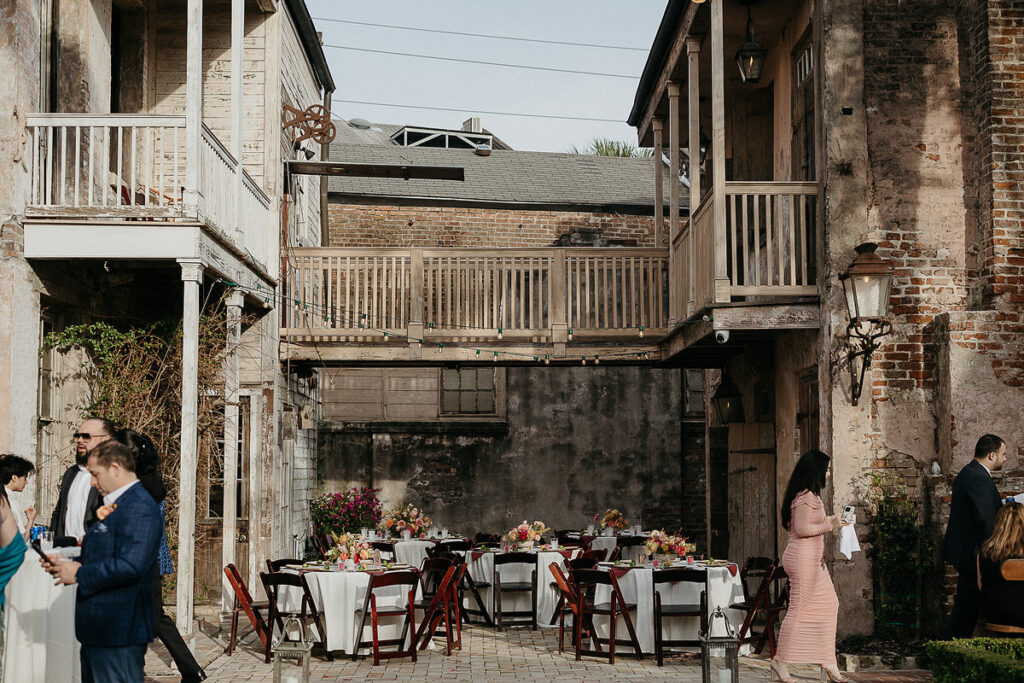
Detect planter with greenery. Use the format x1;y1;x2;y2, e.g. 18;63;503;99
310;486;382;536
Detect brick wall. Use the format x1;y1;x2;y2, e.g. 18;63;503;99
327;203;656;248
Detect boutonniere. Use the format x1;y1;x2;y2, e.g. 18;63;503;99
96;504;117;521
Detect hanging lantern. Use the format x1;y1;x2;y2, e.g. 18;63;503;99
712;371;745;424
272;616;311;683
700;606;740;683
735;5;768;84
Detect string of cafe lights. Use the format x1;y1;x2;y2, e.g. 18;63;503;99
216;278;710;365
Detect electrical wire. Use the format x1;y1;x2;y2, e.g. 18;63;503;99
312;17;648;52
321;43;639;79
330;100;624;123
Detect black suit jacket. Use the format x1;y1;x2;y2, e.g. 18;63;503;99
49;464;103;539
943;459;1002;571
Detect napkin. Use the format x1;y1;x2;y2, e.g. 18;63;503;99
839;514;860;560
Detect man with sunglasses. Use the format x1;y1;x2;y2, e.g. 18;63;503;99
50;418;113;544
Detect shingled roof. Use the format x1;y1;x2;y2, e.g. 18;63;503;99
327;144;687;213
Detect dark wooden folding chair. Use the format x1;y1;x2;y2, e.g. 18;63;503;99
615;535;647;562
260;571;332;663
580;548;608;563
266;558;305;573
371;540;396;561
728;557;776;650
755;564;790;656
458;548;494;627
567;556;599;572
572;568;643;664
652;567;707;666
224;563;269;655
493;552;538;630
546;556;597;625
548;561;603;655
352;569;420;665
474;532;501;545
608;546;622;562
414;562;464;654
985;559;1024;636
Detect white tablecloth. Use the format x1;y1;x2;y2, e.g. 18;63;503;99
2;550;80;682
591;564;746;654
393;540;435;568
463;549;580;628
279;569;422;655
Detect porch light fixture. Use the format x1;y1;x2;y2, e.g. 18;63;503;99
735;4;768;84
839;243;894;405
712;370;745;424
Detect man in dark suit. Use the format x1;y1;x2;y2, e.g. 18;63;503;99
43;439;162;682
942;433;1007;638
50;417;113;543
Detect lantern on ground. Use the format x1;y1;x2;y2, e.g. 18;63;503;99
272;616;311;683
700;606;740;683
838;242;895;405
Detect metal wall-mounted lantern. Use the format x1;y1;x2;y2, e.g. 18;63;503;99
712;370;745;424
839;243;894;405
735;4;768;83
700;605;740;683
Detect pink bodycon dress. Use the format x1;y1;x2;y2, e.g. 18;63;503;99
775;490;838;667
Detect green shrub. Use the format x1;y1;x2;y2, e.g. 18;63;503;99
309;486;381;536
925;638;1024;683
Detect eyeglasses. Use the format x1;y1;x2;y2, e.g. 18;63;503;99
73;433;102;440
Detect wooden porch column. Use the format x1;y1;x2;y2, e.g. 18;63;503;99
230;0;244;245
220;289;244;612
686;36;702;316
652;119;665;248
550;249;568;357
667;82;682;325
184;0;204;213
408;249;424;359
710;0;730;302
176;259;203;637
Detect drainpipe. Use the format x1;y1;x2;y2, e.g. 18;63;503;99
320;87;333;247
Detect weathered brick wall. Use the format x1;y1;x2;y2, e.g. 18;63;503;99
327;203;656;248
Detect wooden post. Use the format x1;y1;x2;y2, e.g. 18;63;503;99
176;259;203;637
652;119;665;248
408;249;424;359
550;249;568;357
686;36;702;316
221;289;243;613
231;0;244;245
711;0;730;303
184;0;203;214
668;82;682;325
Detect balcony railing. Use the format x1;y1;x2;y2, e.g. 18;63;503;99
672;181;817;321
282;247;669;343
26;113;271;270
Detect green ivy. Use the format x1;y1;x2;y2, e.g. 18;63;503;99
925;638;1024;683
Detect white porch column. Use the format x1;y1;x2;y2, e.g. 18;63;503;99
686;36;702;316
184;0;204;213
711;0;729;302
652;118;664;248
231;0;244;245
220;289;244;612
176;259;203;636
667;82;682;325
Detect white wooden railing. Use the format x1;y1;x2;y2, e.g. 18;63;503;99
283;248;669;342
26;113;272;271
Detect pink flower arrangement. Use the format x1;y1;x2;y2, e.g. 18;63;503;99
645;529;696;557
595;508;629;531
380;503;432;538
310;486;381;536
506;520;549;544
326;532;372;562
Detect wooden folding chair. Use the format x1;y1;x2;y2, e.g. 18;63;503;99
459;548;495;627
260;571;332;663
755;565;790;656
729;557;776;649
572;568;643;664
984;559;1024;636
653;567;707;666
224;563;269;655
548;561;602;655
493;552;538;630
414;563;463;654
266;558;305;573
580;549;608;563
352;569;419;665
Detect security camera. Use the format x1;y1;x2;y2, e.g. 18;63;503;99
715;329;730;344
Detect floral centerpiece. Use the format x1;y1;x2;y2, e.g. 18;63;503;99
380;503;432;538
645;529;696;560
325;532;373;564
506;520;549;549
310;486;381;536
595;508;629;531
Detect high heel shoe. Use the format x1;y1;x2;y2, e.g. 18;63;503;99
770;659;797;683
821;664;849;683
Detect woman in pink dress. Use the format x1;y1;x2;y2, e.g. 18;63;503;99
771;450;849;683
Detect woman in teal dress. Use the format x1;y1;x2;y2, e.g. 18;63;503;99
0;466;28;668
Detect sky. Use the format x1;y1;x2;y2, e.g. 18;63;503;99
304;1;667;153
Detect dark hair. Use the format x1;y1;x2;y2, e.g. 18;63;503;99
0;454;35;485
83;416;116;437
88;440;136;472
113;429;166;502
975;434;1005;461
781;450;831;531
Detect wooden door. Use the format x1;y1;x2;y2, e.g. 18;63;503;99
726;423;777;563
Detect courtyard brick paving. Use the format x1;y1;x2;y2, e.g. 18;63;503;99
144;622;933;682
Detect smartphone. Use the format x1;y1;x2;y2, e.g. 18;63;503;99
30;540;53;564
841;505;855;523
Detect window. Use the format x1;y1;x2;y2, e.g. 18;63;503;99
797;368;819;455
208;396;251;521
441;368;496;415
791;35;816;182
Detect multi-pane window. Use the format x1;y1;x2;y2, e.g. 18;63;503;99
441;368;496;415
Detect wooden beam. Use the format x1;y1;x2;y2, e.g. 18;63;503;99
637;3;705;144
221;289;243;612
287;161;465;181
281;342;664;365
184;0;203;214
710;0;729;303
686;36;701;318
668;82;681;325
231;0;244;246
652;119;665;248
710;303;819;330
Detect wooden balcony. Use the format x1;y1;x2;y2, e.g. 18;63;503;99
24;113;272;274
281;247;669;363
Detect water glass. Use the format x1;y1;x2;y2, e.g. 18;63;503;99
402;529;411;541
40;531;54;552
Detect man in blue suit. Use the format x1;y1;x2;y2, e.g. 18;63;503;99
43;439;162;682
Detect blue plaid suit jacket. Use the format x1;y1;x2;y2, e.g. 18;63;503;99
76;481;162;647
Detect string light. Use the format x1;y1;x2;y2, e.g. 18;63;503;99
638;325;644;338
594;355;600;365
437;342;444;353
568;328;574;341
497;327;503;340
544;355;550;365
581;357;586;366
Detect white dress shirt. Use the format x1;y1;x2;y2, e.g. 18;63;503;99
103;479;139;507
6;487;29;534
65;466;93;540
